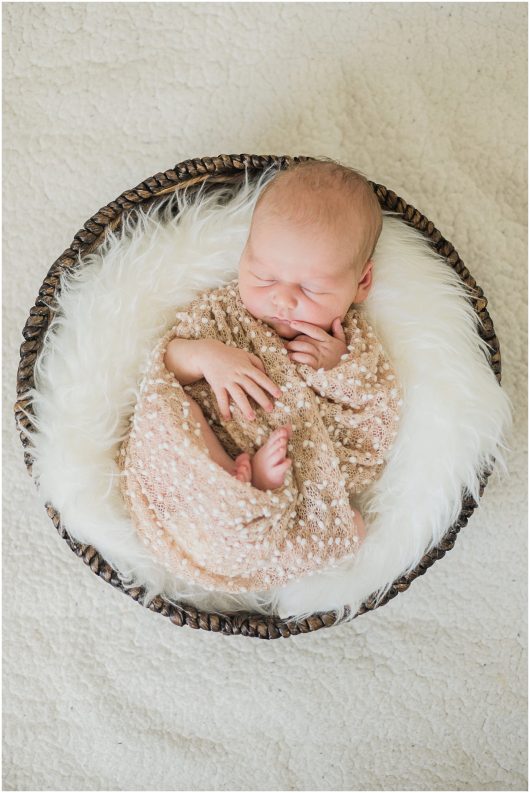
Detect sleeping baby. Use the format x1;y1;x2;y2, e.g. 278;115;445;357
117;159;403;593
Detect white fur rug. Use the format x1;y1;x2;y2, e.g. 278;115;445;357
19;165;512;622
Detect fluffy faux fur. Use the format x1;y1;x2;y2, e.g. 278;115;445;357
17;164;513;622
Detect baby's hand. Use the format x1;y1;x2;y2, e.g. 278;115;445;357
199;339;282;421
283;318;348;370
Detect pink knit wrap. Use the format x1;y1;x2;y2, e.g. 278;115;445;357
117;279;402;593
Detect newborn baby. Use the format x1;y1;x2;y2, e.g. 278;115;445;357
118;158;402;592
163;158;382;538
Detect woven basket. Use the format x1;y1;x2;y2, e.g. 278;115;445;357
14;153;501;640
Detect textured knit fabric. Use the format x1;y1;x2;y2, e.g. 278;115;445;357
117;279;403;593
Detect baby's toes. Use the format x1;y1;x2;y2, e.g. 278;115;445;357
275;458;292;479
268;427;287;442
234;453;252;483
270;440;290;465
268;426;290;447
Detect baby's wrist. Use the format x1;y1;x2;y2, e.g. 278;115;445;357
164;338;221;384
323;344;352;371
196;338;223;376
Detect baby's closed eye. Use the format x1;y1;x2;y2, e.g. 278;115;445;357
254;277;326;296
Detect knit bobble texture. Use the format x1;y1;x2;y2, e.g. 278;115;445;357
117;279;403;593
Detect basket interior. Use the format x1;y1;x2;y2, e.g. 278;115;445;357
14;154;501;639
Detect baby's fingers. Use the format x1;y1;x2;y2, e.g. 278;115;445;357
228;383;256;421
238;375;276;414
215;388;232;421
249;354;266;372
248;368;282;399
284;339;318;355
288;352;319;368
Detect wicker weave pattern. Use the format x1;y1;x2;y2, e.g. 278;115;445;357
14;153;499;639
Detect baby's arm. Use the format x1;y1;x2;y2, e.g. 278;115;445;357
164;335;281;421
164;338;212;385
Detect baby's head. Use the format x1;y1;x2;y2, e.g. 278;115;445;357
238;158;382;339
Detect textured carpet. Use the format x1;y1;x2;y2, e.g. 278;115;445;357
3;3;527;790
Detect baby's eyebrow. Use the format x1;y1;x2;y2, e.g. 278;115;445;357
250;270;333;286
249;263;336;282
248;252;340;283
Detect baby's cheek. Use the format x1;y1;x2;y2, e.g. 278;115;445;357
239;294;260;321
243;302;257;319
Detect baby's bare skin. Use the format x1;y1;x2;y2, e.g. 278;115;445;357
176;313;345;492
234;425;293;490
187;395;292;491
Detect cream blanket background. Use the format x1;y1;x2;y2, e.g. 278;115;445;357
4;3;526;791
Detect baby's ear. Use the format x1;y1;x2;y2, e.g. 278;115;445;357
353;260;373;303
361;258;374;278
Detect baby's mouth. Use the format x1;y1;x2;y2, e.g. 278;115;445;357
269;321;298;341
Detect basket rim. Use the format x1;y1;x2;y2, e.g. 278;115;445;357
14;153;501;639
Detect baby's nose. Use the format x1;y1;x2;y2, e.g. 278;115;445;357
273;285;297;307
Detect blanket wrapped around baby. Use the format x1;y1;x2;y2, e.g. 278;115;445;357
117;278;403;593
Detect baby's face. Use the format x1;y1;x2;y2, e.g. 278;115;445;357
238;214;359;340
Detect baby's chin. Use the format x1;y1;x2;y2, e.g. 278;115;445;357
263;318;299;339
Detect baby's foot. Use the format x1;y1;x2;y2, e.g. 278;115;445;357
233;452;252;484
251;425;293;491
